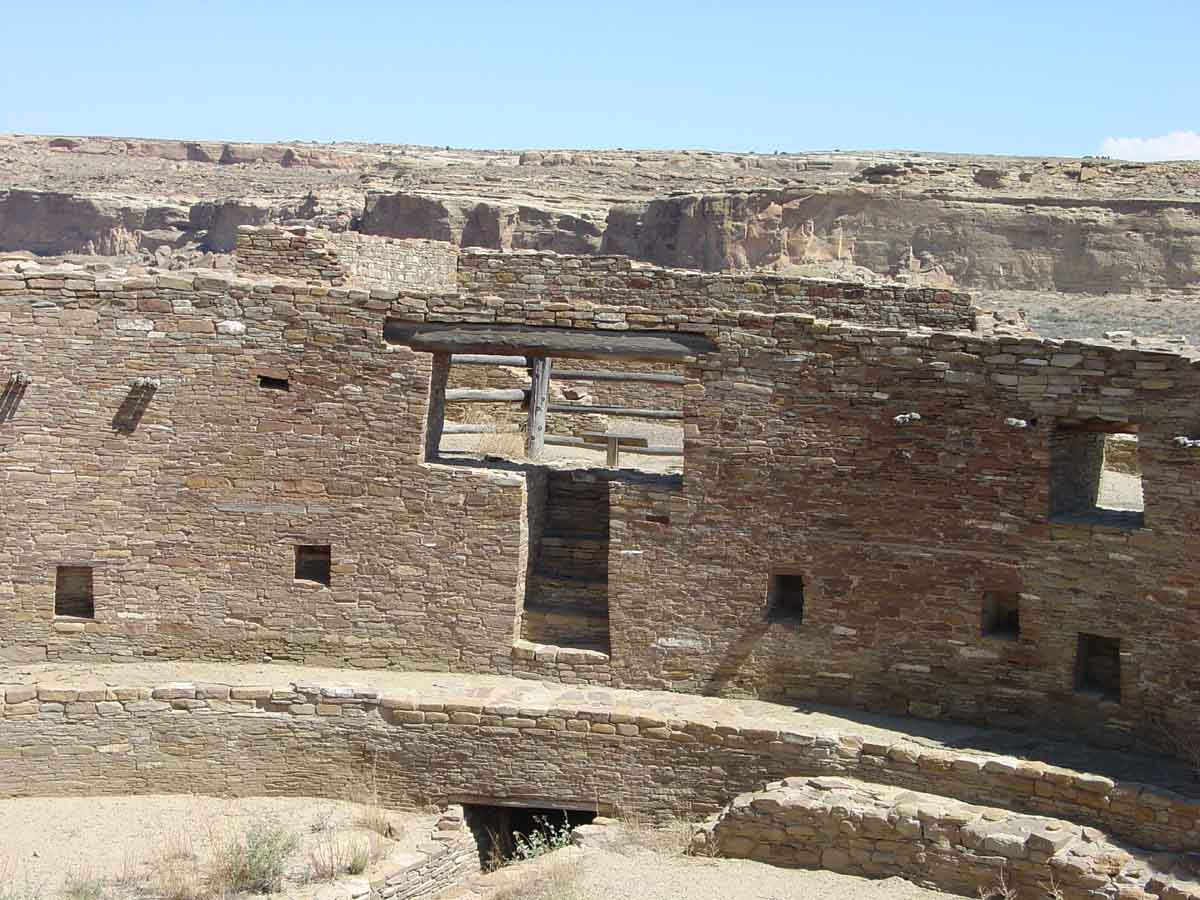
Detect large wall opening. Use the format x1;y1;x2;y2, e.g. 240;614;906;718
1049;424;1144;529
521;471;611;654
462;803;595;868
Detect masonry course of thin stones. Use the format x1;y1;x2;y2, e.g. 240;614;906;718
696;777;1200;900
2;668;1200;855
234;225;457;291
2;248;1200;759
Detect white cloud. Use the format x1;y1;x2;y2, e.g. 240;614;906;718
1100;131;1200;161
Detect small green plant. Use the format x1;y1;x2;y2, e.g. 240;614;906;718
61;870;106;900
209;820;299;894
510;814;574;862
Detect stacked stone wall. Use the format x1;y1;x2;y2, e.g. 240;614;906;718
698;778;1200;900
3;671;1200;853
234;225;457;290
2;258;1200;757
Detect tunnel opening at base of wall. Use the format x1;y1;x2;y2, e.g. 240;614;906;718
462;804;596;868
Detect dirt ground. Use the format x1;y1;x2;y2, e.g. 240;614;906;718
0;794;437;899
452;845;956;900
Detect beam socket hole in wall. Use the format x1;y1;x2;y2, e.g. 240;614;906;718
645;513;670;525
767;571;805;624
462;804;595;868
55;566;94;619
258;375;290;392
1076;633;1121;702
294;545;331;587
981;591;1020;640
1049;424;1143;529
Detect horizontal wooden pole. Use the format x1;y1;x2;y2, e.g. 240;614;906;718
450;354;528;366
445;388;528;403
551;370;687;385
545;435;683;456
548;403;683;420
443;422;524;434
385;320;716;362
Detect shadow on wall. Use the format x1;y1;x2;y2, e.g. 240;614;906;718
0;373;30;423
111;381;159;434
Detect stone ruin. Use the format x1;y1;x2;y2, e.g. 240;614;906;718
2;223;1200;899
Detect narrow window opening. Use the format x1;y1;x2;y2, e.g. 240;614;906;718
55;566;95;619
295;545;331;586
259;375;290;392
982;591;1020;640
768;571;805;624
1049;424;1143;528
1076;633;1121;702
645;513;670;525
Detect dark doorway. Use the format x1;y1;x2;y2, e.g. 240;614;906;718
463;804;595;869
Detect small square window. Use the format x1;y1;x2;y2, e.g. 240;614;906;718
982;591;1020;640
1076;633;1121;702
767;572;805;624
259;375;290;391
295;545;331;586
55;566;94;619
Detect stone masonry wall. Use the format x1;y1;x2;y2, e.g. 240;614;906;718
235;225;457;290
457;249;976;330
698;778;1200;900
4;671;1200;853
2;254;1200;758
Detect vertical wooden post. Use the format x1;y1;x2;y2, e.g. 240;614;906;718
526;356;552;459
424;353;450;461
606;436;620;467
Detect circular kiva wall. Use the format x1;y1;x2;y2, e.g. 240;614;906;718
2;673;1199;854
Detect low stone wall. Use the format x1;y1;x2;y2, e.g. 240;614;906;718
370;806;479;900
457;249;976;330
327;231;457;291
3;670;1200;854
697;777;1200;900
234;225;457;290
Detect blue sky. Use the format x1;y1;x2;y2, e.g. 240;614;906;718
1;0;1196;158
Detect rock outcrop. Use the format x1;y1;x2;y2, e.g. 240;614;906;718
602;189;1200;294
361;192;602;253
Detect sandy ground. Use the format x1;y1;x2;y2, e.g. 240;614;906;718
452;846;955;900
0;794;437;899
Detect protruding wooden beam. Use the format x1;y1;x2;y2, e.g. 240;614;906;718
444;388;528;403
384;321;716;362
551;370;688;385
547;404;683;420
424;353;450;460
526;356;552;459
450;354;528;366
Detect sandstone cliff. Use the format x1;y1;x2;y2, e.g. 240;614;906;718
601;189;1200;294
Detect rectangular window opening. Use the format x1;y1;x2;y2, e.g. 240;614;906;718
768;571;805;624
295;545;331;586
982;591;1020;640
55;565;95;619
1049;425;1143;528
1076;633;1121;702
259;375;290;392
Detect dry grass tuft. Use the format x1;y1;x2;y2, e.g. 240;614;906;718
61;869;106;900
489;856;585;900
208;819;299;895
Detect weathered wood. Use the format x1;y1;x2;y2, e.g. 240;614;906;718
450;354;528;366
551;370;688;385
444;388;528;403
527;357;552;459
580;431;650;447
442;423;524;434
547;404;683;420
384;321;716;362
545;434;682;457
424;353;450;460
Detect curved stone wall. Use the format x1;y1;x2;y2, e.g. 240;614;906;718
2;667;1199;854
